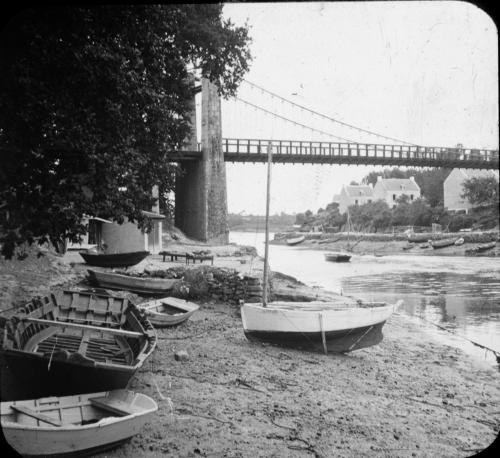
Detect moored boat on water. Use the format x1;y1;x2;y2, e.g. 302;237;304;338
324;252;351;262
1;389;158;457
0;290;156;400
138;297;199;327
87;269;179;295
79;251;150;268
286;235;305;246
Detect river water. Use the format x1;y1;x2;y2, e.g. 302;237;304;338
229;231;500;367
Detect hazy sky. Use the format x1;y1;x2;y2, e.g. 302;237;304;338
202;2;498;215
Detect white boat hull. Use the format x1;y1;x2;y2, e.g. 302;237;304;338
1;390;157;456
138;297;199;327
241;301;401;353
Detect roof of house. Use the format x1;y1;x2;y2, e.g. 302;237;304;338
343;185;374;197
377;178;420;192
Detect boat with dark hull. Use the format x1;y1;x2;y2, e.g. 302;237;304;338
286;235;305;246
87;269;179;295
407;233;430;243
0;290;156;401
79;251;149;268
1;389;157;457
324;252;351;262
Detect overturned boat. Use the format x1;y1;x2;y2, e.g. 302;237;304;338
324;252;351;262
0;290;156;400
1;389;158;457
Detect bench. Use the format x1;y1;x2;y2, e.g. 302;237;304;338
159;251;188;262
185;254;214;265
10;404;62;426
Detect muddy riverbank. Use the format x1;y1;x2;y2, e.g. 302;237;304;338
272;230;500;257
1;243;499;457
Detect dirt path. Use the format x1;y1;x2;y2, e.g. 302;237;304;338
1;246;499;457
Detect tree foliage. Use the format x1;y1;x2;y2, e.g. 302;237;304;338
0;5;251;258
461;176;499;207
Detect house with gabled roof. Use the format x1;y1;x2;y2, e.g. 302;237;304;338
338;184;374;213
373;176;421;208
443;168;499;214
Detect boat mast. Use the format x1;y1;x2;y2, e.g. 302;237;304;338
262;141;272;307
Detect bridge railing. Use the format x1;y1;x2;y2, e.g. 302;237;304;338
218;138;498;164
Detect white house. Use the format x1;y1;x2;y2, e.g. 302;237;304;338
443;168;499;214
338;184;374;214
68;186;165;254
373;176;421;208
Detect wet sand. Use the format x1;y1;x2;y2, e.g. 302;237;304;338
1;244;499;457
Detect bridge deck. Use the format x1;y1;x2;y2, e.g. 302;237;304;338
173;139;498;169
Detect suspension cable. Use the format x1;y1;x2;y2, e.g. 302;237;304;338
242;79;418;146
234;96;356;143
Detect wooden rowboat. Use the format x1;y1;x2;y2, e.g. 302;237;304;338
80;251;149;268
241;300;403;353
466;240;497;254
407;233;430;243
138;297;200;327
0;290;156;401
428;238;458;249
87;269;179;295
286;235;305;246
1;389;157;457
324;252;351;262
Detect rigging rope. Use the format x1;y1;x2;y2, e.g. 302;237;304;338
242;79;418;146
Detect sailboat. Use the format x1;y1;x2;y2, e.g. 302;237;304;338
240;142;402;353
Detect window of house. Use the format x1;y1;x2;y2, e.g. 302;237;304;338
355;200;358;205
393;194;396;201
410;194;414;200
368;199;372;203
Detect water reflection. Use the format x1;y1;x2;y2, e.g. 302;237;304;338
230;231;500;365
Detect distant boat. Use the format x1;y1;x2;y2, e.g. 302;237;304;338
429;238;458;249
324;252;351;262
419;242;430;249
80;251;149;268
466;240;497;254
1;389;158;457
138;297;199;327
407;233;430;243
0;290;156;400
454;237;465;246
240;142;402;354
286;235;305;246
87;269;179;295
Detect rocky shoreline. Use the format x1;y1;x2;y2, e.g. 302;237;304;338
1;243;499;457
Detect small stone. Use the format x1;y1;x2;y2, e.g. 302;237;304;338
174;350;189;361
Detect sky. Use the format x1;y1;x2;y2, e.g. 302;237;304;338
200;1;498;215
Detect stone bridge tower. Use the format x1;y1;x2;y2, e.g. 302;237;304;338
174;78;229;244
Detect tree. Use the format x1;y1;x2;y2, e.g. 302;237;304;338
461;176;499;207
0;5;252;258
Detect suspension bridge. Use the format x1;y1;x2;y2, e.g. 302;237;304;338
173;79;498;170
173;78;499;243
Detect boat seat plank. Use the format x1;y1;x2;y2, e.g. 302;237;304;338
10;405;62;426
21;317;144;338
89;397;135;416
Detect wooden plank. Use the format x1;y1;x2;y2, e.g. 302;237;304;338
10;404;62;426
21;317;144;338
89;397;132;416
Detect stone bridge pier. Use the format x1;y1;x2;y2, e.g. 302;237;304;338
174;78;229;244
